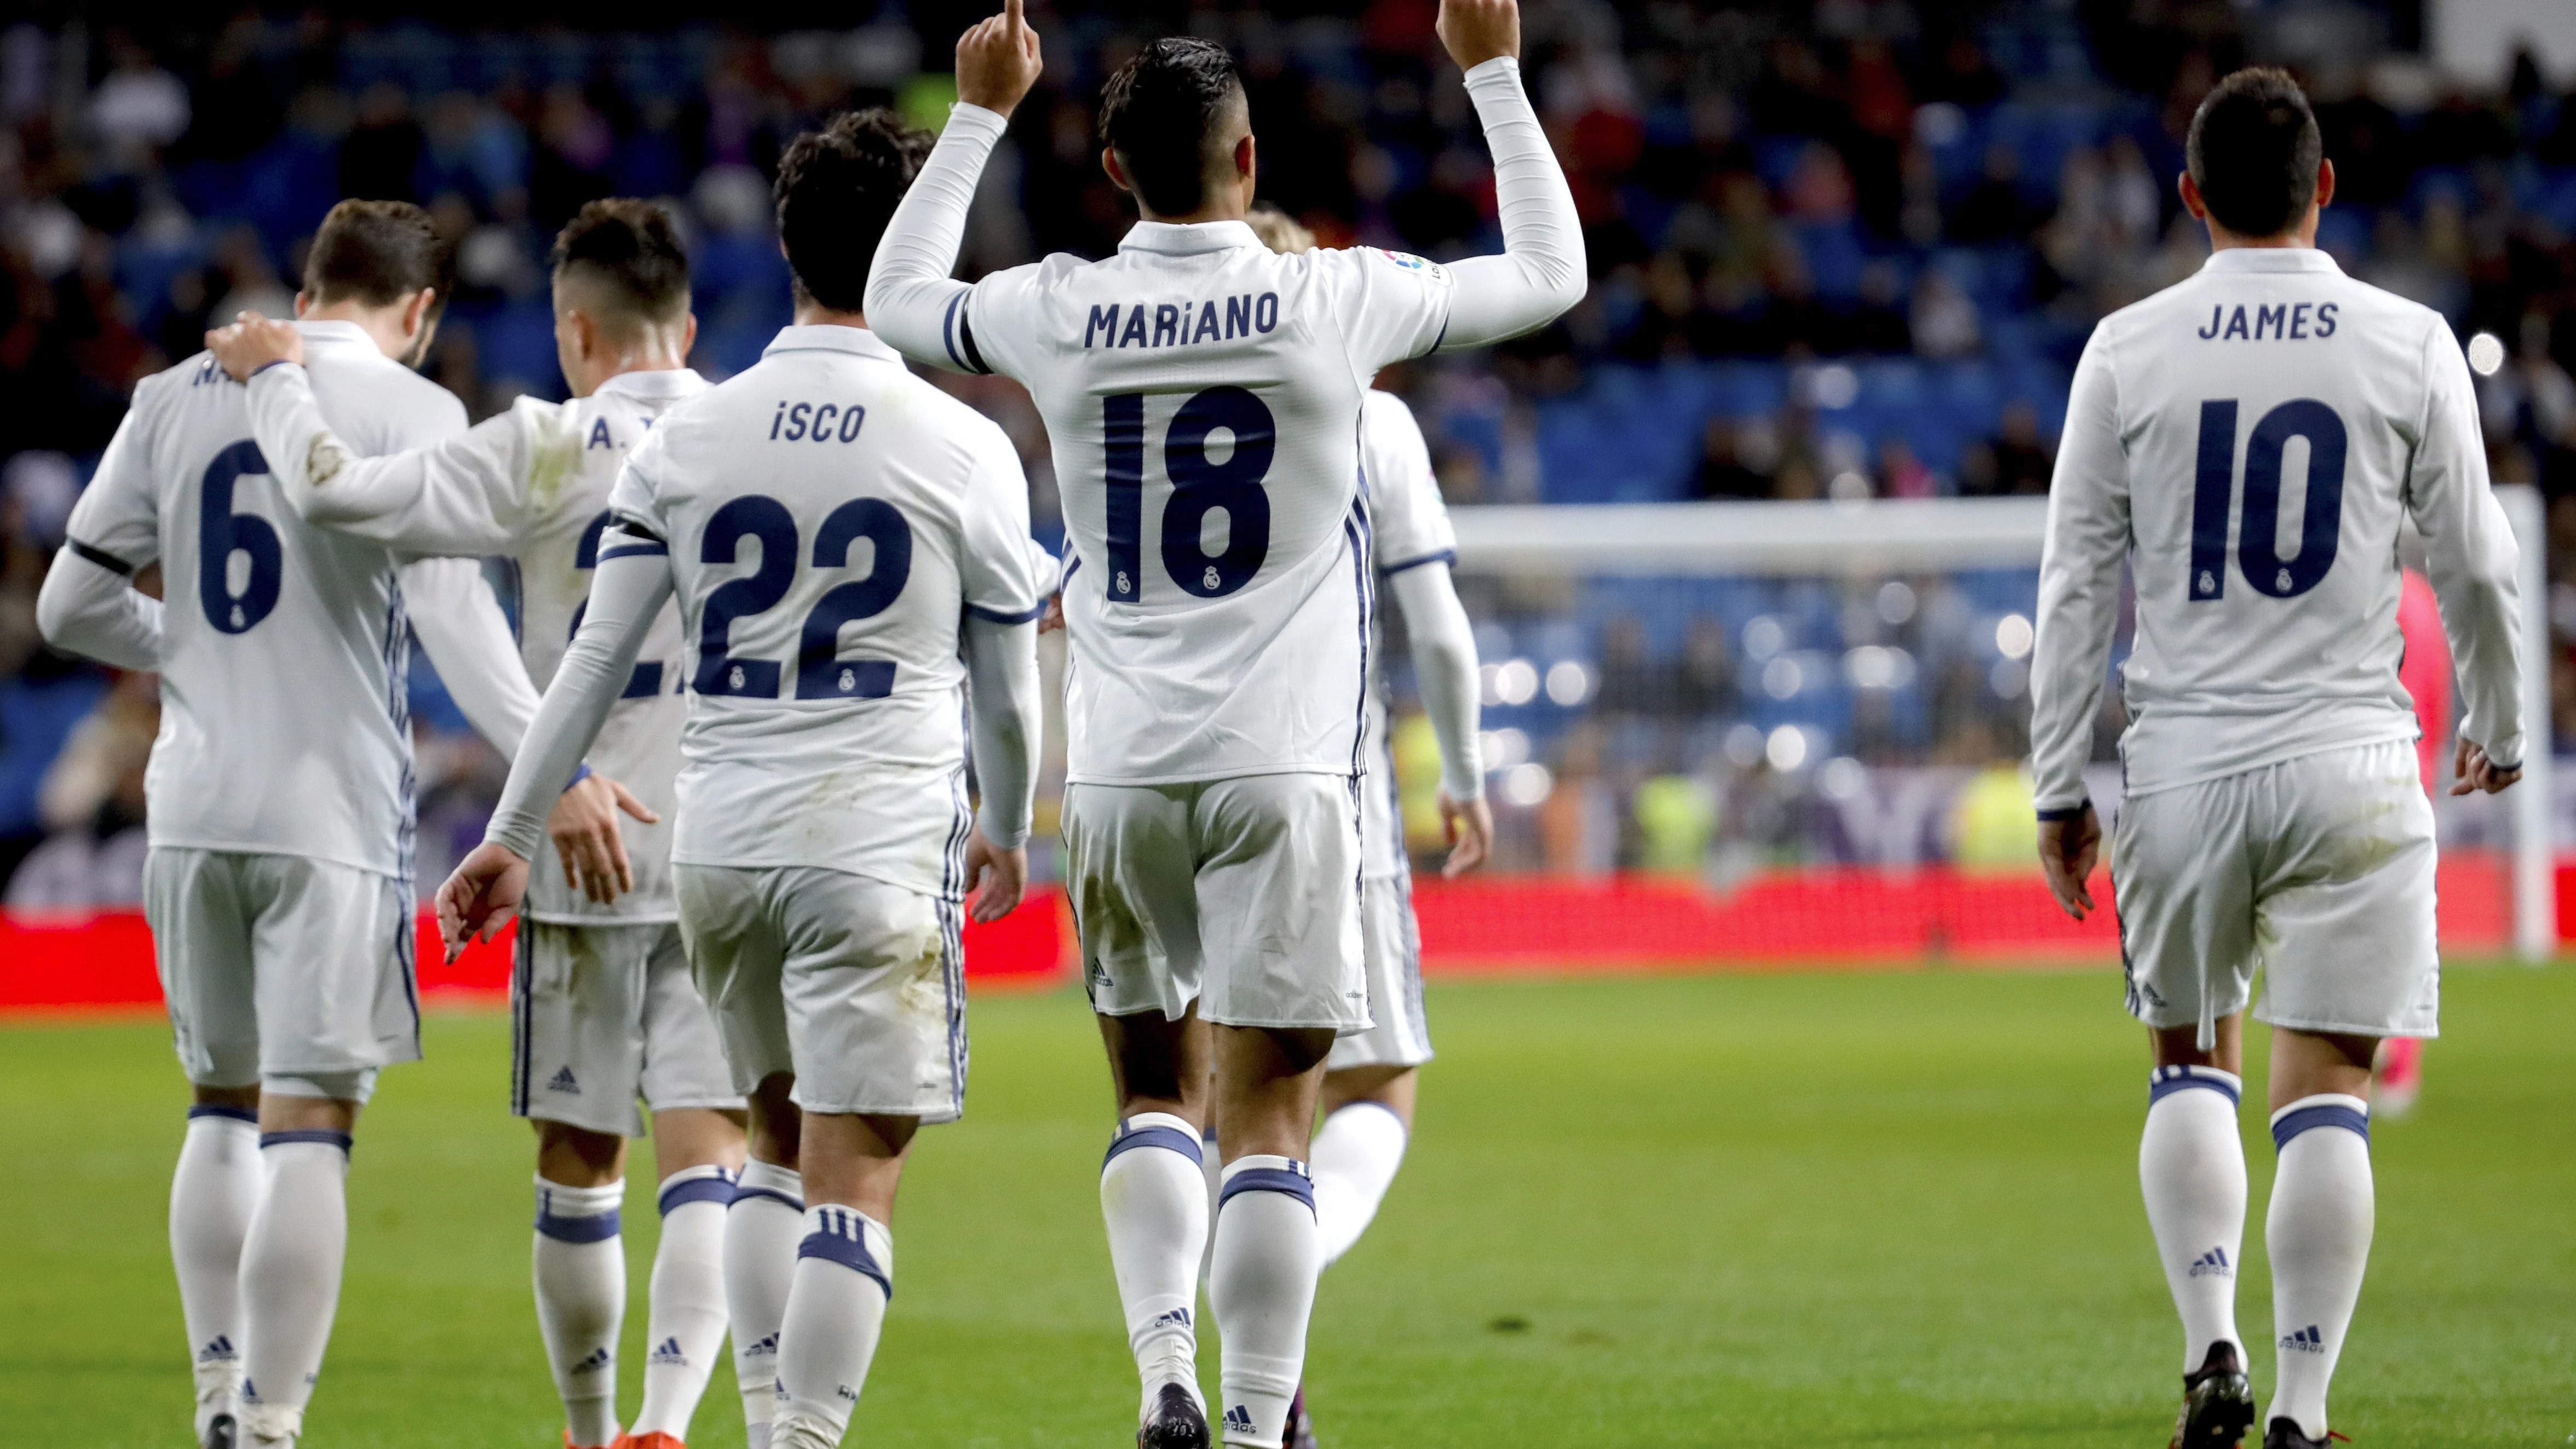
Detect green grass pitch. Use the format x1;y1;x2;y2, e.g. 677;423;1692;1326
3;963;2570;1447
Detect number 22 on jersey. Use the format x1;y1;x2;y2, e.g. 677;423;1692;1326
2188;397;2348;601
692;496;914;701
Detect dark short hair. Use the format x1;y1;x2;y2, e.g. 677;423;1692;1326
2186;67;2322;239
1099;38;1246;217
549;199;691;326
774;108;933;313
302;199;455;309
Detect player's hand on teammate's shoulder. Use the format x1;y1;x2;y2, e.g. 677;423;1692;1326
1438;789;1492;879
1435;0;1521;70
956;0;1043;118
2450;736;2522;796
204;311;304;383
436;840;532;962
548;773;662;904
962;829;1028;924
2037;802;2102;921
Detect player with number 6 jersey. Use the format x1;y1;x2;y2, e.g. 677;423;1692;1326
867;3;1578;1446
2027;69;2521;1449
35;199;546;1449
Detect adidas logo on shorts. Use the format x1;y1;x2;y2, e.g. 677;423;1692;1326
548;1066;580;1093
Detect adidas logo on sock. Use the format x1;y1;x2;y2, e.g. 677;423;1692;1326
548;1066;580;1093
744;1332;779;1358
2279;1325;2326;1354
1150;1308;1193;1330
572;1347;614;1374
648;1337;687;1366
199;1334;238;1363
1223;1405;1256;1431
2188;1247;2233;1278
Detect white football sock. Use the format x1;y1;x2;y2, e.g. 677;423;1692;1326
532;1176;626;1447
1209;1155;1321;1448
2138;1066;2247;1372
2266;1094;2374;1440
631;1165;737;1441
1311;1101;1408;1268
237;1132;352;1442
1101;1113;1210;1416
172;1107;259;1440
770;1205;893;1448
727;1160;803;1449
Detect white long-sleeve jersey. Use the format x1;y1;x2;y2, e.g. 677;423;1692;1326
240;361;707;923
482;325;1047;902
867;56;1580;786
36;322;531;881
1358;389;1481;877
2029;248;2522;814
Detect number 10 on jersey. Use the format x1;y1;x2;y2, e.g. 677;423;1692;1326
2189;396;2348;602
1102;386;1277;602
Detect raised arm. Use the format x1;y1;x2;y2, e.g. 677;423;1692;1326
2407;319;2524;789
206;322;523;556
2027;334;2130;918
436;533;672;955
864;0;1041;370
1432;0;1585;350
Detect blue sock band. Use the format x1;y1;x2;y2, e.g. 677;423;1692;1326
260;1129;352;1155
1103;1118;1205;1170
534;1184;622;1244
659;1168;738;1216
188;1105;258;1124
797;1205;892;1298
2271;1100;2369;1151
2148;1065;2242;1108
1218;1162;1316;1212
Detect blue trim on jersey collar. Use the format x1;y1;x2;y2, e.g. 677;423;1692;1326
2198;248;2341;277
1118;220;1263;256
761;325;905;364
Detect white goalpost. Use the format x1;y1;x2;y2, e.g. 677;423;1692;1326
1448;488;2557;961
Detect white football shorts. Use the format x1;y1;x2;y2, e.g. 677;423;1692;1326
1061;773;1369;1034
672;864;966;1123
2112;739;2439;1042
1326;871;1433;1071
509;920;744;1137
143;846;417;1100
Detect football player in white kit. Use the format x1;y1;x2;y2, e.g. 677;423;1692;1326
203;199;747;1449
865;3;1579;1445
2027;70;2523;1449
1233;204;1492;1449
435;110;1049;1449
33;200;572;1449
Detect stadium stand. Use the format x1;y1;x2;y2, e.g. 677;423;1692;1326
2;1;2572;913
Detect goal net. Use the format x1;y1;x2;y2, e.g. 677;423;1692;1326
1360;487;2556;971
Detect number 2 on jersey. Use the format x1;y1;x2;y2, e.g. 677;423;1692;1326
572;511;666;698
691;495;914;699
1102;386;1275;601
2188;398;2348;601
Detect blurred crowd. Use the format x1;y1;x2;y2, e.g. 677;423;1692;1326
7;0;2576;895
